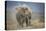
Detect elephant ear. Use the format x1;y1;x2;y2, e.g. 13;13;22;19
15;7;21;13
28;7;32;14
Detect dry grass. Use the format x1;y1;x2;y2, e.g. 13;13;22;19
6;19;45;30
31;19;45;28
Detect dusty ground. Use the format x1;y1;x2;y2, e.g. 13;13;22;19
6;18;44;30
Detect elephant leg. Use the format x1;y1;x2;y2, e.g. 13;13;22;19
26;17;29;27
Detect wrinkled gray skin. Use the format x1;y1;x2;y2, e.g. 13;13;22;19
16;7;31;27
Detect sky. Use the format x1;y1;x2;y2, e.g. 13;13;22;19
6;1;44;13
